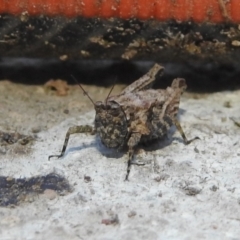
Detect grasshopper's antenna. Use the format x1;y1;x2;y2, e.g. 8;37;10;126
105;77;117;105
105;84;115;105
71;75;95;106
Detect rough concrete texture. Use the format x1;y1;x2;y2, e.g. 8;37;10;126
0;80;240;239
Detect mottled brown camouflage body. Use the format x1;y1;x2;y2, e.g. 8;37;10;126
94;100;128;148
49;64;199;180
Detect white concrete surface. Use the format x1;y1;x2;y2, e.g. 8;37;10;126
0;81;240;239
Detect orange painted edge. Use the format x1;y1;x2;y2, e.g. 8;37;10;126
0;0;239;23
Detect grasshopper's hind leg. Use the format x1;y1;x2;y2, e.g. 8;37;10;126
173;119;199;145
48;125;94;160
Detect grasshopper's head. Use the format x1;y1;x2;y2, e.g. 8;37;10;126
94;100;128;148
70;75;128;148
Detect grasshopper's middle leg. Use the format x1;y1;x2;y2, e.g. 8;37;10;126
173;119;199;145
48;125;94;160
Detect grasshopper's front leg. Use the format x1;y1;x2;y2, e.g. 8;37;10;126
125;132;142;181
48;125;94;160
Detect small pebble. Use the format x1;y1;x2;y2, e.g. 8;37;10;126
43;189;58;200
128;211;137;218
84;175;92;183
231;40;240;47
184;185;202;196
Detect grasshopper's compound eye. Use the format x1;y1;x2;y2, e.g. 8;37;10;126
95;101;104;109
106;101;122;116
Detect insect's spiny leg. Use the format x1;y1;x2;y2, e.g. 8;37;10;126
125;133;141;181
173;119;199;145
125;149;134;181
48;125;93;160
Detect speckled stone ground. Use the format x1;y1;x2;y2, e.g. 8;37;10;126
0;79;240;240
